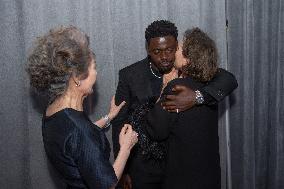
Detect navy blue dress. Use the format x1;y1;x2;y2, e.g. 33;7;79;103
42;108;117;189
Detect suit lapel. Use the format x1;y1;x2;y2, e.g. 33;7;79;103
130;58;163;102
134;70;154;102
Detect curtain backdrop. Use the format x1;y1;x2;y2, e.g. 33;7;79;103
0;0;282;189
227;0;284;188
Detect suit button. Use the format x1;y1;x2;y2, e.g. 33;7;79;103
217;90;223;96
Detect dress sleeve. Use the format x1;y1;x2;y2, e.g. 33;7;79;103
146;81;178;141
69;130;117;189
146;101;176;141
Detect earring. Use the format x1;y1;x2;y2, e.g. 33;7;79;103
75;80;81;87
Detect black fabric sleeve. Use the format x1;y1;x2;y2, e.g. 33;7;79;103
146;81;178;141
201;68;238;105
69;130;117;189
146;101;176;141
111;70;131;158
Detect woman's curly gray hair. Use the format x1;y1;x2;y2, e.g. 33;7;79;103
181;27;218;82
26;26;92;102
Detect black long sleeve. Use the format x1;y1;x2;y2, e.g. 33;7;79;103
146;101;176;141
201;68;238;105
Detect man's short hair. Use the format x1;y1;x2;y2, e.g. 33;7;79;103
145;20;178;45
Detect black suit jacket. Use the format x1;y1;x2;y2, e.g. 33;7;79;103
111;57;237;173
112;58;163;158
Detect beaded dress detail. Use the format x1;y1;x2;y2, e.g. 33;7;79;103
128;98;166;160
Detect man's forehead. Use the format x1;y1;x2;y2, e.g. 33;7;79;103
157;37;166;43
149;36;177;47
151;35;175;41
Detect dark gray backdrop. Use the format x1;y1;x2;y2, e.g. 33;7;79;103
0;0;283;189
227;0;284;188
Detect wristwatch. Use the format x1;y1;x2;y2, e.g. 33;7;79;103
195;90;204;105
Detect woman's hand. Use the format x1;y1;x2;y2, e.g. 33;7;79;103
108;96;126;120
93;96;125;128
162;67;178;88
119;124;138;151
112;124;137;183
156;67;178;103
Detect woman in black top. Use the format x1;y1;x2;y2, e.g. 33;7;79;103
27;26;138;189
146;28;221;189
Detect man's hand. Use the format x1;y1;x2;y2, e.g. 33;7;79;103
119;174;132;189
161;84;196;112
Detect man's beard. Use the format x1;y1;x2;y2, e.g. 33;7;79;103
158;63;174;74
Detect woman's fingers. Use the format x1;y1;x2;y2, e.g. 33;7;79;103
118;101;126;109
120;124;138;150
120;125;127;135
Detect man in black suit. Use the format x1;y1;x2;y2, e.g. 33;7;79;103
112;20;238;189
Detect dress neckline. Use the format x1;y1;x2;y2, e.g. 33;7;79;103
44;108;83;120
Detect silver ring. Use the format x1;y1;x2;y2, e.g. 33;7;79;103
176;108;179;113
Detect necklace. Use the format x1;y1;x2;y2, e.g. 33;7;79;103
149;62;162;79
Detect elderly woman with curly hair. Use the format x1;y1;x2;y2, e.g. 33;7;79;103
26;26;138;189
146;27;221;189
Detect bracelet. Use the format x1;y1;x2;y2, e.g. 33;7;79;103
103;115;111;128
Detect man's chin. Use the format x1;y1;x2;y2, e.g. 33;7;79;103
160;66;173;74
